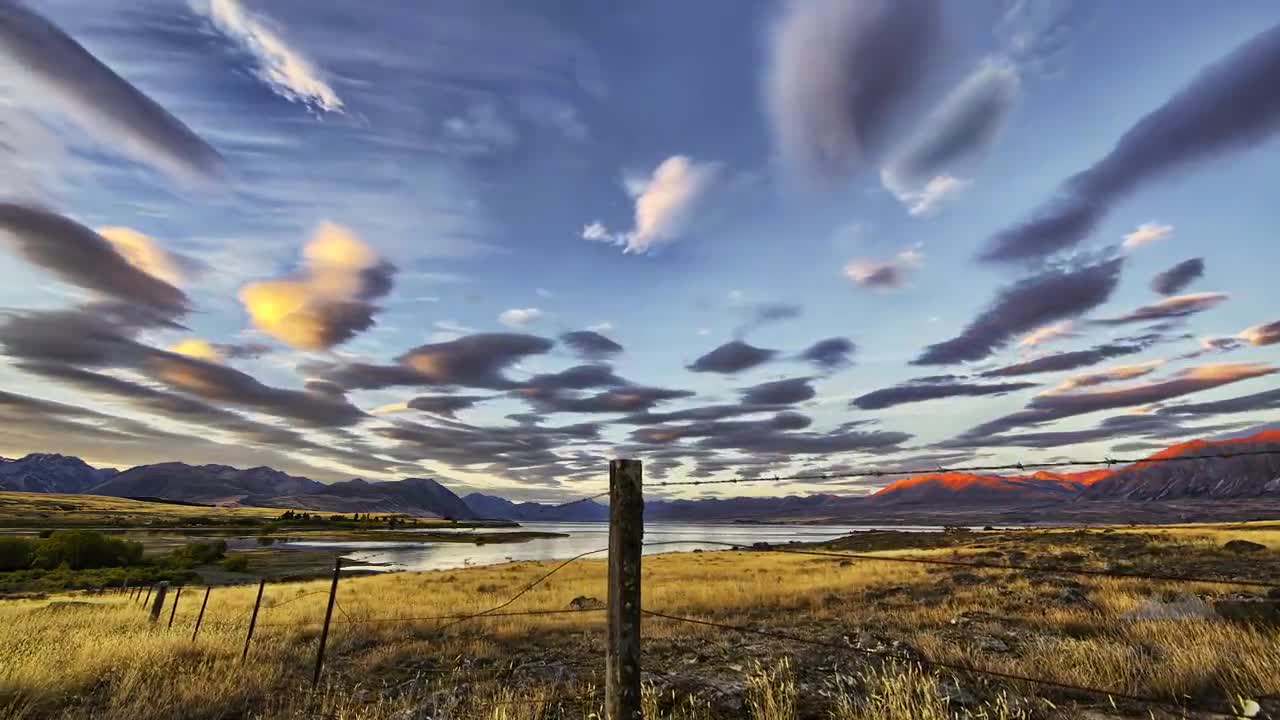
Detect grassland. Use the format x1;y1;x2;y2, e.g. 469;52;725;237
0;492;287;527
0;523;1277;719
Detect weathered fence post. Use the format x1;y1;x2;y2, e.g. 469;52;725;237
142;584;153;609
149;581;169;623
121;578;129;596
242;579;266;661
168;586;182;628
192;587;211;641
607;459;643;720
312;556;342;687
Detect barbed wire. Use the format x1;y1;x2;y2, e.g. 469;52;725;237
642;609;1252;719
648;448;1280;489
257;606;605;630
661;540;1280;589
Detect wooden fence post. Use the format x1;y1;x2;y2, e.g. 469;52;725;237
312;556;342;687
192;587;211;642
149;582;169;623
121;578;129;597
242;579;265;661
142;584;153;609
168;586;182;628
607;459;643;720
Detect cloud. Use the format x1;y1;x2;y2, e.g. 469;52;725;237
1018;320;1080;349
0;2;222;182
764;0;940;180
851;378;1037;410
740;378;816;406
1122;221;1174;251
687;340;778;374
519;385;696;415
583;156;719;255
405;395;490;418
949;411;1250;451
799;337;856;371
1050;360;1165;392
0;203;189;314
1197;336;1244;353
1240;320;1280;347
963;362;1276;438
239;222;395;350
498;307;542;327
1160;387;1280;417
913;257;1124;365
168;338;222;362
197;0;344;113
844;246;923;288
981;24;1280;262
885;174;970;216
882;58;1020;210
981;337;1154;377
522;364;628;392
96;226;188;288
1094;292;1228;326
735;302;803;337
1151;257;1204;295
312;333;553;391
560;330;623;360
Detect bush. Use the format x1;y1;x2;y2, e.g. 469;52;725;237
256;536;275;546
0;537;36;571
221;555;249;572
31;531;144;571
166;540;227;568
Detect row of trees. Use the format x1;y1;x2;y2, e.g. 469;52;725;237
0;532;236;573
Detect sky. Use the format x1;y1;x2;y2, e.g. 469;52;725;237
0;0;1277;502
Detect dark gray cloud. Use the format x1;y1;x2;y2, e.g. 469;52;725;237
0;304;365;429
765;0;940;180
960;362;1276;439
1242;320;1280;346
688;340;778;374
882;58;1020;191
630;412;812;445
405;395;490;418
981;24;1280;262
0;203;188;313
740;377;816;406
1159;387;1280;417
616;404;776;427
560;330;623;359
1094;292;1227;326
311;333;555;390
950;412;1252;450
980;340;1153;377
0;3;223;182
518;385;695;415
1151;258;1205;296
697;423;911;456
375;418;602;474
852;378;1038;410
522;364;628;391
799;337;856;371
913;258;1124;365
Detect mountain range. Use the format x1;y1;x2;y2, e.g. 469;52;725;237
2;430;1278;521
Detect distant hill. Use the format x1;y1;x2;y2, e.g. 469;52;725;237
91;462;324;505
253;477;476;519
869;469;1110;507
0;454;117;494
1081;429;1280;501
464;493;608;522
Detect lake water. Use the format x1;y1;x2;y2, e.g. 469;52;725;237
279;521;957;572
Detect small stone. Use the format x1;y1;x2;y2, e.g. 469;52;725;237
975;636;1009;653
1224;540;1267;553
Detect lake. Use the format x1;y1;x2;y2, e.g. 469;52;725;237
278;521;961;572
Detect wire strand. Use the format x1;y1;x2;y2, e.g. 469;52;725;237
642;609;1250;719
648;448;1280;489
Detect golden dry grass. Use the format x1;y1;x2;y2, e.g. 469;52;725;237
0;492;287;526
0;525;1277;719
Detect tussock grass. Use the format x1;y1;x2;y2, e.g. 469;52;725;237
0;525;1277;718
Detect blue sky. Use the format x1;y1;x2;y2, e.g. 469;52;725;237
0;0;1277;501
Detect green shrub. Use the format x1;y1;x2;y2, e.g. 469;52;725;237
30;531;144;570
256;536;275;546
165;540;227;568
0;537;36;571
221;555;249;572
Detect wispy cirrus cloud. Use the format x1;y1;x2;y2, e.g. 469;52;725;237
1121;221;1173;251
844;246;923;288
1018;320;1080;349
498;307;543;328
195;0;344;113
1240;320;1280;346
1094;291;1228;326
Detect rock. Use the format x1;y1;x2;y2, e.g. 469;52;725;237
1224;540;1267;553
751;542;772;550
974;635;1009;653
1214;599;1280;625
982;526;995;531
1057;587;1089;605
568;596;604;610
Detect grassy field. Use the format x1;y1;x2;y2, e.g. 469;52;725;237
0;492;287;527
0;523;1277;719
